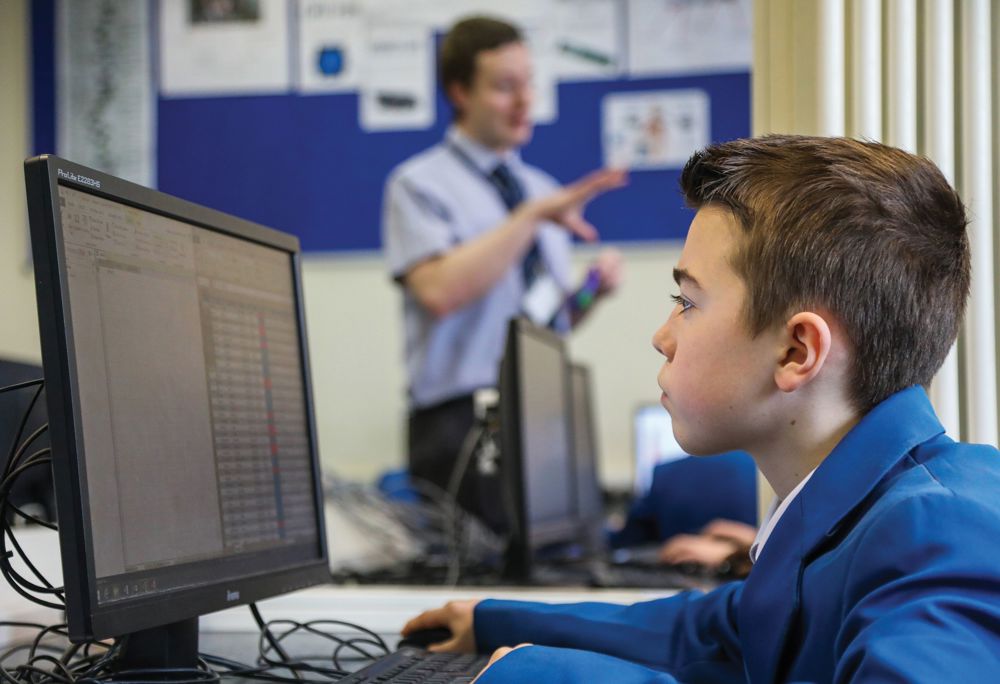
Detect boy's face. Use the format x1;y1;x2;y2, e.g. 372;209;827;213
452;42;534;151
653;206;783;456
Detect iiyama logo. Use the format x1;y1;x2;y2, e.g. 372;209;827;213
56;168;101;189
226;589;240;602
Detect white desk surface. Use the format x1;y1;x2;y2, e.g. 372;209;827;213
204;584;673;636
2;526;672;644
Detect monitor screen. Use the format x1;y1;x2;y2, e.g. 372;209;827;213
498;318;577;578
633;403;688;495
569;363;602;528
25;156;328;651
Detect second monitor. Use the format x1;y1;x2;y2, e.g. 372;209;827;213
498;317;583;581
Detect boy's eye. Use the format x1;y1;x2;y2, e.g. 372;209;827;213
670;293;694;313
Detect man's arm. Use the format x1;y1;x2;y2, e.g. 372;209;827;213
404;169;626;318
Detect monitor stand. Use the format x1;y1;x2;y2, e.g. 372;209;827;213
117;617;200;673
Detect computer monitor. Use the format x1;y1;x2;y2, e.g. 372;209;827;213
632;403;688;495
24;156;329;669
498;318;577;580
568;363;603;545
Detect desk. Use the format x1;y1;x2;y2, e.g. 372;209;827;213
1;525;64;646
2;526;672;650
2;527;674;681
5;583;671;679
203;584;673;638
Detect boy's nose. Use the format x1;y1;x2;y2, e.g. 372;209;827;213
652;322;675;362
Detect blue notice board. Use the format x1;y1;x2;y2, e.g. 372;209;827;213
31;1;750;252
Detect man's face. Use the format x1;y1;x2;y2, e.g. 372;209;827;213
452;42;534;151
652;206;783;456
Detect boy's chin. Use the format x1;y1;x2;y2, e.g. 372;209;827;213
674;430;733;457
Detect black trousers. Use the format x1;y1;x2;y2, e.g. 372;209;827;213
407;394;506;532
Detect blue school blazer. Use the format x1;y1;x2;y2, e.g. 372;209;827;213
474;386;1000;682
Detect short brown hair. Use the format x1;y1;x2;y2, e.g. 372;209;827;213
680;135;970;412
439;16;522;111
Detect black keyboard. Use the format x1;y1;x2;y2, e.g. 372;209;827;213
526;557;723;591
589;562;723;590
338;647;490;683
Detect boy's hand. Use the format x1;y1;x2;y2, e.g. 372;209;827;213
521;168;628;242
471;644;533;683
400;599;479;653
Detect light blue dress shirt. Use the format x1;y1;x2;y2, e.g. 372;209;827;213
382;127;573;409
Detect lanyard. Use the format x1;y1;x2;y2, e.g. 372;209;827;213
445;139;501;186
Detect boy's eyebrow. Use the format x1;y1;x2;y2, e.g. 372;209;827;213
673;267;702;290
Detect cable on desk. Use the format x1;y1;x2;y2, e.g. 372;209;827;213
244;603;395;680
255;618;389;675
0;620;360;684
1;448;64;611
325;473;506;587
444;424;485;586
199;654;326;684
1;380;62;611
4;381;44;478
0;382;382;683
0;380;45;396
0;622;122;684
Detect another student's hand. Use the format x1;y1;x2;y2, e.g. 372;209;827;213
401;599;480;653
658;533;739;569
701;519;758;546
522;168;628;242
470;644;532;683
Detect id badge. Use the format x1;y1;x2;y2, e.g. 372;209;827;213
522;273;564;327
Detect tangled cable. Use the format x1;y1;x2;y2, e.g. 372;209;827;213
2;380;391;683
1;380;63;611
0;603;391;684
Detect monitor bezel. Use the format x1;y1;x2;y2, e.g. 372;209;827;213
24;155;330;642
499;317;579;580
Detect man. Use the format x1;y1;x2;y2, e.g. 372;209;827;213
382;16;626;518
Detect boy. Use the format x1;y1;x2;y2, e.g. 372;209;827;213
401;135;1000;682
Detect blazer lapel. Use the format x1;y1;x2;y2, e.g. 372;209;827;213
739;493;806;683
738;386;945;683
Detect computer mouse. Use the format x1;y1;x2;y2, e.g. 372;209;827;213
397;627;453;650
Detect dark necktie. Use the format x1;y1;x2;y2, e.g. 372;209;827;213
489;163;543;290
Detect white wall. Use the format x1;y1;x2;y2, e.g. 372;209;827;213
303;243;684;489
0;0;41;365
1;0;686;490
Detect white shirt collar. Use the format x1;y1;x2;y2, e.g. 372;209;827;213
446;125;522;175
749;469;816;564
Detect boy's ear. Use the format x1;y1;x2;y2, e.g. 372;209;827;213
774;312;833;393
